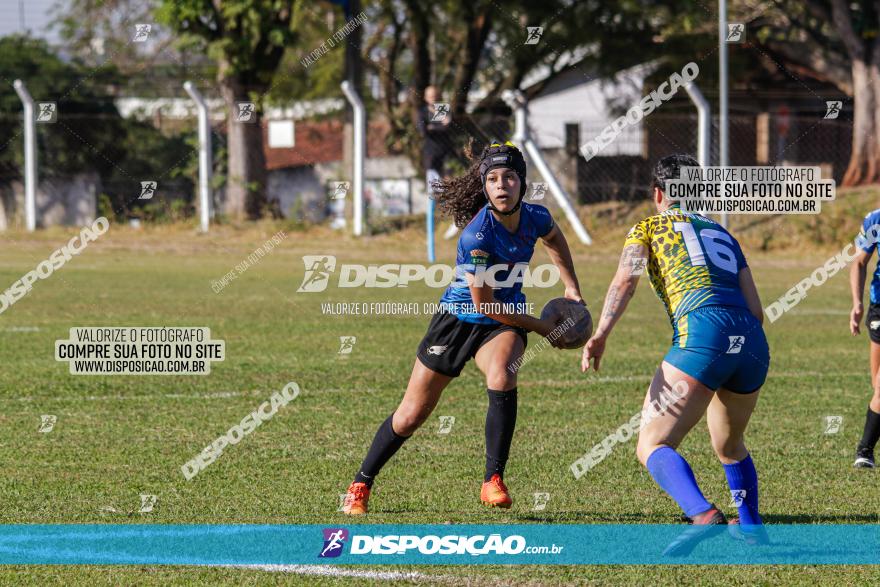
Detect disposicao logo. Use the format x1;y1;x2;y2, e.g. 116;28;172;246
296;255;559;292
319;528;349;558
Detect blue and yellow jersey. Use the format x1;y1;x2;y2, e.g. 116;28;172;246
623;207;750;328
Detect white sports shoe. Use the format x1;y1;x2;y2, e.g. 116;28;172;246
854;447;875;469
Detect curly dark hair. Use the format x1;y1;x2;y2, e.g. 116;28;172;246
433;141;488;228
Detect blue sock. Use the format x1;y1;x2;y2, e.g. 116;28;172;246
646;446;713;518
722;454;762;525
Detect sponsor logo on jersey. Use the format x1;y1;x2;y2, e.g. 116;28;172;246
469;249;490;266
427;345;448;356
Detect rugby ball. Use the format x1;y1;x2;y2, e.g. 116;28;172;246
540;297;593;349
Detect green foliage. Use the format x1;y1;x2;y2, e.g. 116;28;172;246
0;35;125;179
52;0;155;68
99;122;195;219
96;193;119;224
356;0;709;170
155;0;301;88
278;198;308;232
367;212;424;235
0;35;197;218
137;198;194;223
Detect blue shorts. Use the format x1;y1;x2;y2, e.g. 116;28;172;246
664;305;769;394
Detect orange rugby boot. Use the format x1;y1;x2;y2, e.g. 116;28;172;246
480;474;512;509
342;482;370;515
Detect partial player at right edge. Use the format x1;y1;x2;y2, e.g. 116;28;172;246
847;209;880;469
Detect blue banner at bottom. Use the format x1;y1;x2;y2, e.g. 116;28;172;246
0;524;877;565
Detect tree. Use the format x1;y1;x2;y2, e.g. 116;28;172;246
54;0;217;98
0;35;125;179
54;0;167;71
751;0;880;185
362;0;691;170
0;35;194;221
156;0;301;219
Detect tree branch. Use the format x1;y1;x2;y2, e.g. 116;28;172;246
829;0;864;60
450;4;493;117
801;0;833;23
767;0;831;49
762;38;853;93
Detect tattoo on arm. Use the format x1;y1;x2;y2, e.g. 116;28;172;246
602;281;636;320
603;286;620;319
596;243;645;335
619;243;648;275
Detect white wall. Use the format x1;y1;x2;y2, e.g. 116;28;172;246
3;173;98;227
527;63;655;154
268;155;422;222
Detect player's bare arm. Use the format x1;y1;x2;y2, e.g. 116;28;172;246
738;267;764;325
851;248;870;335
540;224;583;304
580;243;647;372
466;272;560;343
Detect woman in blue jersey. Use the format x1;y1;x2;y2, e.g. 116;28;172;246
342;142;584;514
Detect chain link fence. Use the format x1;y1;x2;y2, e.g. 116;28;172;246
0;93;855;229
0;107;199;228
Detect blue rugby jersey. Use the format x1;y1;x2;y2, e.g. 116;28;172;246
438;202;555;324
858;209;880;304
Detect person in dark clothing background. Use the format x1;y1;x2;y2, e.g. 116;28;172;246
417;85;453;179
417;86;456;257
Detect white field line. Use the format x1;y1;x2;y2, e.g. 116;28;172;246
227;564;451;582
0;389;380;402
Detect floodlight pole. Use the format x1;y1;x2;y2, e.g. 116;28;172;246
183;81;212;233
719;0;729;228
503;89;592;245
13;80;37;231
341;80;365;236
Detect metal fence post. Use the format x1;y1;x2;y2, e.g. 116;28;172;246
13;80;37;231
683;82;711;168
340;81;365;237
183;81;213;233
503;90;592;245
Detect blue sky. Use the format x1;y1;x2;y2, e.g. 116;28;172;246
0;0;64;43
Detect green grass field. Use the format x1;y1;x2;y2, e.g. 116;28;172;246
1;197;879;585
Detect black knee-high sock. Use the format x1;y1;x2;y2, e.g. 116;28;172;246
354;414;410;488
485;387;518;481
858;407;880;450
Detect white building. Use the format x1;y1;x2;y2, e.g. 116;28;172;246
526;62;657;155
